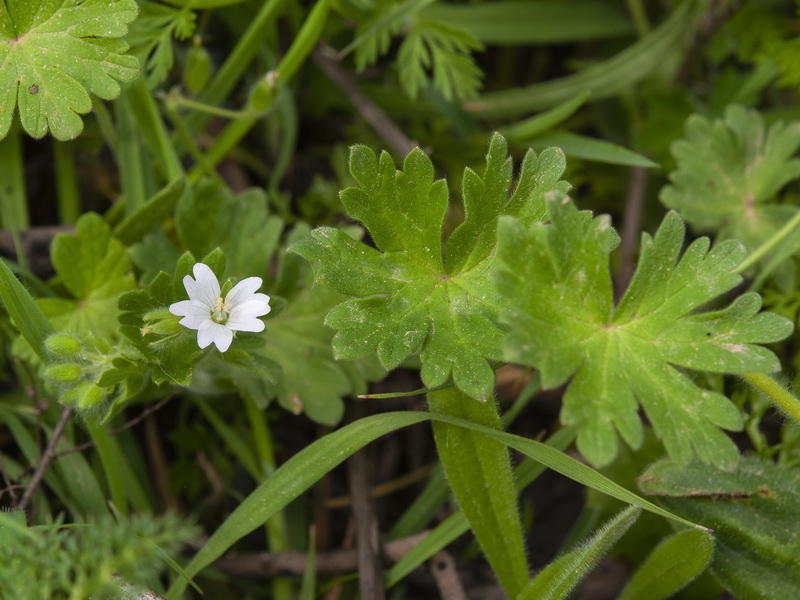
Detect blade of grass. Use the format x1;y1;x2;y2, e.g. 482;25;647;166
165;412;706;598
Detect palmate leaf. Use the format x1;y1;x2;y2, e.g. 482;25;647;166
0;0;140;140
660;106;800;276
291;133;569;400
495;196;793;468
38;213;136;339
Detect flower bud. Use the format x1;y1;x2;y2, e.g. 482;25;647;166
45;335;82;357
62;382;104;409
76;384;105;410
43;363;83;383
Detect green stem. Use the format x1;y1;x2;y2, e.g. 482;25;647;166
92;99;118;151
243;396;292;600
164;96;223;186
87;423;127;517
165;93;269;120
126;78;184;182
734;209;800;274
0;125;29;230
742;373;800;425
427;387;529;598
185;0;290;135
115;91;147;213
53;141;80;224
190;0;331;179
625;0;651;37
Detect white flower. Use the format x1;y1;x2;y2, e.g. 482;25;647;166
169;263;271;352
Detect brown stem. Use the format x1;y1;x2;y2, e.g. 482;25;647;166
50;394;176;461
212;532;428;576
15;406;73;511
313;47;418;157
429;551;468;600
347;401;385;600
615;165;648;297
0;450;19;504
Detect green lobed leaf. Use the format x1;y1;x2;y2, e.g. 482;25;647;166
39;213;136;339
661;105;800;231
290;133;569;400
660;105;800;282
518;506;640;600
0;0;140;140
638;456;800;599
618;529;714;600
495;196;793;467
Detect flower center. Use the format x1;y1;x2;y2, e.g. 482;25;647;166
211;297;232;324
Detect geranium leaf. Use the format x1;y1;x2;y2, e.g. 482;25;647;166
0;0;140;140
495;196;793;467
290;133;569;400
39;213;136;338
661;105;800;280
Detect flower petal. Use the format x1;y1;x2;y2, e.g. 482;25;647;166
197;320;233;351
226;315;266;333
179;314;211;330
196;320;215;349
184;263;220;307
213;325;233;352
226;277;264;307
169;299;207;317
230;295;271;319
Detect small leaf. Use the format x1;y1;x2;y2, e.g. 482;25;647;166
618;529;714;600
40;213;136;338
495;197;793;467
127;1;197;89
0;0;140;140
662;105;800;231
519;506;640;600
